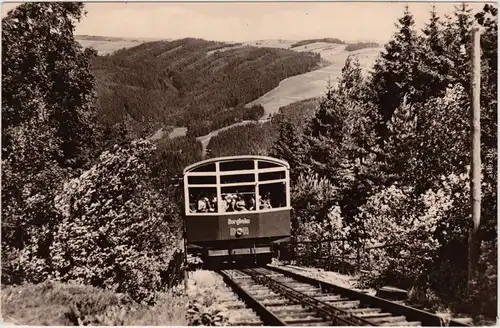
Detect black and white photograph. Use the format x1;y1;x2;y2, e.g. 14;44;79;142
1;0;498;326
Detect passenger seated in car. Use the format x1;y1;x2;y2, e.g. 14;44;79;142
190;203;197;213
221;195;228;212
247;196;256;210
224;194;236;212
197;195;211;212
208;195;217;212
259;194;272;209
235;195;247;211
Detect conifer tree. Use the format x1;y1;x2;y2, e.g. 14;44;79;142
418;6;453;102
306;57;378;177
368;5;423;137
270;120;308;181
304;57;381;220
475;4;498;151
443;3;475;90
385;84;470;193
336;56;367;102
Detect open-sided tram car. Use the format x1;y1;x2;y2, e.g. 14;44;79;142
183;155;291;265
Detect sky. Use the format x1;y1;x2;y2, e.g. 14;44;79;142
1;1;495;43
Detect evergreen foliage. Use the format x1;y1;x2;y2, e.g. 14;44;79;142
206;97;320;162
290;38;345;48
303;57;381;220
345;42;380;52
444;3;475;90
207;123;277;158
418;6;453;102
270;121;309;180
368;5;424;132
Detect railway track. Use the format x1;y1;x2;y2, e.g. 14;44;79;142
218;265;472;326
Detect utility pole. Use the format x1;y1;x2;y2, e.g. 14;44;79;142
468;27;481;288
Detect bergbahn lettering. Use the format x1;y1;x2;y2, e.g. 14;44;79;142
228;218;251;225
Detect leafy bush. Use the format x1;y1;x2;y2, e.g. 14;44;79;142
50;139;182;303
357;171;474;294
291;171;337;217
187;300;228;326
1;113;65;284
294;206;352;267
290;170;338;241
357;184;441;289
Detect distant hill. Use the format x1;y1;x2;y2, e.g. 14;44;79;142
291;38;346;48
76;35;143;42
91;37;322;138
75;35;163;55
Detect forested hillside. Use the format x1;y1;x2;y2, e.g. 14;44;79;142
291;38;345;48
345;41;380;51
92;38;322;138
206;97;320;157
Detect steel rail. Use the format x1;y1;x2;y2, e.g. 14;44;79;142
244;268;375;326
267;265;472;327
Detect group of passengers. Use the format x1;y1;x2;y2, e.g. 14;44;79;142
222;193;273;212
192;193;272;213
195;194;217;213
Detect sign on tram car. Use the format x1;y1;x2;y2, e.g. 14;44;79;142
182;155;291;266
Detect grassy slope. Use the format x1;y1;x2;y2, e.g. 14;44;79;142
90;37;322;138
245;43;382;115
1;282;186;326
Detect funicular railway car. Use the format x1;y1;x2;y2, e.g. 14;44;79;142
183;156;291;266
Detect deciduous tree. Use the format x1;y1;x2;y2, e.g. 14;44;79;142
1;2;98;283
2;2;98;168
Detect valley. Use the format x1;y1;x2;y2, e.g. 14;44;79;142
76;36;382;155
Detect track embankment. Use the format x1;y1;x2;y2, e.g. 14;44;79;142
217;265;473;326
